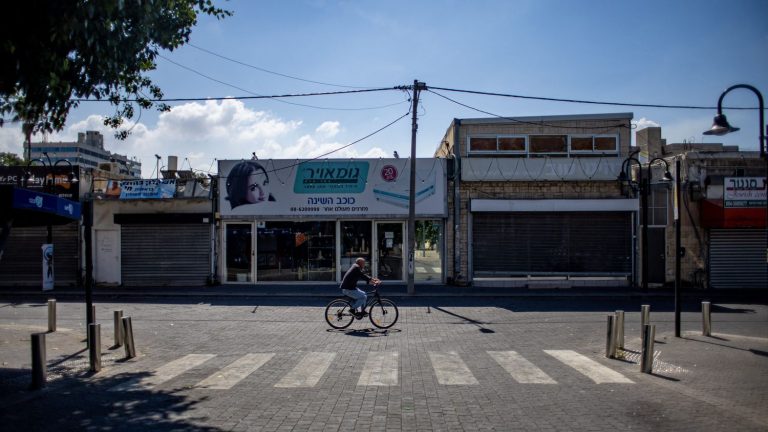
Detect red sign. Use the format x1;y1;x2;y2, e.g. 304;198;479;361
381;165;398;182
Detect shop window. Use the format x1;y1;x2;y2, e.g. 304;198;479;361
257;221;336;281
469;137;497;152
415;220;442;282
340;221;372;273
529;135;567;154
226;224;252;282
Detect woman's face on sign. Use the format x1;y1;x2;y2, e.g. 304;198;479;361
245;170;269;203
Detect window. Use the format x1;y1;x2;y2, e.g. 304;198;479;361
469;137;497;152
498;136;526;152
641;188;669;226
570;135;618;154
529;135;567;154
257;221;336;281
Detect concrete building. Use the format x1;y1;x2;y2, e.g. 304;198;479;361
26;130;141;178
636;126;767;289
435;113;636;288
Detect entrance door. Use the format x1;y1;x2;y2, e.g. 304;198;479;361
647;227;666;284
225;223;253;283
375;222;404;281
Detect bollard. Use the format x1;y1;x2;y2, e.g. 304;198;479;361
641;324;656;373
702;301;712;337
605;314;617;358
47;299;56;332
615;310;625;351
88;323;101;372
91;305;96;323
30;333;46;390
640;304;650;344
122;316;136;359
113;310;124;347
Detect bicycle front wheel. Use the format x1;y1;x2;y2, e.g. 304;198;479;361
369;299;399;329
325;299;355;329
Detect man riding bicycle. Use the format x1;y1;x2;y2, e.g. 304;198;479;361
340;258;380;318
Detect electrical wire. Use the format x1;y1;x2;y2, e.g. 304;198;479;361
221;110;411;179
428;89;632;130
429;85;762;110
187;43;378;89
156;55;408;111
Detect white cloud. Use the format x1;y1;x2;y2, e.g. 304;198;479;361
634;117;660;130
0;125;24;155
44;100;385;177
315;121;340;138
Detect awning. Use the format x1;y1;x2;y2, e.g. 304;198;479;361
0;185;82;227
700;199;766;229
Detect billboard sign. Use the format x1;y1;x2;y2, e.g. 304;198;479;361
724;177;767;208
106;179;176;199
219;158;446;217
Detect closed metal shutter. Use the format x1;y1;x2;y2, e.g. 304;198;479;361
709;229;767;289
121;224;210;286
0;222;79;286
472;212;632;276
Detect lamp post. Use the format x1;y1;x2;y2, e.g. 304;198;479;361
703;84;767;276
619;155;672;291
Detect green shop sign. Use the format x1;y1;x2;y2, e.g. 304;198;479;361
294;161;369;194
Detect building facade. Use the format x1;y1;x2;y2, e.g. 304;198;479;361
637;127;767;289
26;131;141;178
216;158;447;284
435;113;636;288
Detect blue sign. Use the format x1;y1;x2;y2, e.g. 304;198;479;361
294;162;369;194
11;188;81;220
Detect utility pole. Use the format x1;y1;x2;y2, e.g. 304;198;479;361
407;80;427;295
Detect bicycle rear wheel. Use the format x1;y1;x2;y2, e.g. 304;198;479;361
325;299;355;329
368;299;398;329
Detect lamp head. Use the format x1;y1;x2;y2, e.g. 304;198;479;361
617;170;628;182
703;113;740;136
661;170;674;182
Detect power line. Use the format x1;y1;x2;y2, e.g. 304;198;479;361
428;89;631;130
429;85;762;110
222;109;411;179
157;55;408;111
187;43;377;89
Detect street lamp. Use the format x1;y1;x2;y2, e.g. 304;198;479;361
702;84;767;275
619;154;672;291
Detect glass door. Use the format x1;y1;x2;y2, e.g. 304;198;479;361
340;221;373;278
225;223;254;283
375;222;404;281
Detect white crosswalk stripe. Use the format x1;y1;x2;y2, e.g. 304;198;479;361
357;352;399;386
488;351;557;384
196;353;275;390
109;354;216;392
274;352;336;388
545;350;634;384
429;351;479;385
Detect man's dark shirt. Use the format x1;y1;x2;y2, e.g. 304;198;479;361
340;263;371;290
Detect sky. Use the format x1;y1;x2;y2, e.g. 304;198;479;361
1;0;766;178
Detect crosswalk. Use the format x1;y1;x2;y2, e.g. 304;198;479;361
107;349;633;392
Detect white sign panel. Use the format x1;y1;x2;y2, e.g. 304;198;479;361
219;159;446;217
724;177;767;208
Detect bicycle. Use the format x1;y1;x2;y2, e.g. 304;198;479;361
324;284;399;330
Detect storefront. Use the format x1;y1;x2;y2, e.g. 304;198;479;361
218;158;447;284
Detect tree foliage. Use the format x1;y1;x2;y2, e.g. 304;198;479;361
0;0;230;139
0;152;25;166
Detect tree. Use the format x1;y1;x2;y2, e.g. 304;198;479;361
0;1;231;139
0;152;24;166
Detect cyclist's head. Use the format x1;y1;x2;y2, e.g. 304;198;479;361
355;257;366;267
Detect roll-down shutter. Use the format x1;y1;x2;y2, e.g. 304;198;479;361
121;224;210;286
472;212;632;276
0;222;79;286
709;229;767;289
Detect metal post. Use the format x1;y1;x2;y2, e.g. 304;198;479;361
702;301;712;337
641;304;650;344
47;299;56;332
641;324;656;374
615;310;625;350
30;333;46;390
407;80;426;296
641;175;649;291
90;305;96;323
674;158;682;338
88;323;101;372
122;316;136;359
113;310;124;347
605;314;616;358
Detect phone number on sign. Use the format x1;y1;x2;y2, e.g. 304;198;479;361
289;206;369;212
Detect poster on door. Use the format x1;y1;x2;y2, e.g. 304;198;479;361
42;244;54;291
219;158;446;217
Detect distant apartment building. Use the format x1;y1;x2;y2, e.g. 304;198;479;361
26;131;141;178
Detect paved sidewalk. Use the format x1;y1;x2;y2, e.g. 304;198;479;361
1;297;766;431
